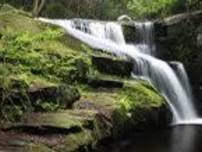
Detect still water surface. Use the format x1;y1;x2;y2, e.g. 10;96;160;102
100;126;202;152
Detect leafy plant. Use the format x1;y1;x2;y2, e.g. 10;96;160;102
34;100;60;112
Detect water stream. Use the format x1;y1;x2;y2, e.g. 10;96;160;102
39;18;202;125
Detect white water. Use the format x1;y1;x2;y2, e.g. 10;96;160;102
134;22;156;55
39;18;202;125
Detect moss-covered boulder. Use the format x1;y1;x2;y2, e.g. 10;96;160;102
75;80;171;137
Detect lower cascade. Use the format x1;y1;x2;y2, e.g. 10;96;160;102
39;18;202;125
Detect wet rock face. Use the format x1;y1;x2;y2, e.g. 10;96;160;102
132;106;172;130
112;105;172;137
84;78;123;89
155;10;202;49
92;56;133;77
197;34;202;47
154;10;202;106
122;24;137;43
197;25;202;48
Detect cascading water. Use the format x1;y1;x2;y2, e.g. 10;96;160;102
134;22;155;55
169;61;194;100
39;18;202;125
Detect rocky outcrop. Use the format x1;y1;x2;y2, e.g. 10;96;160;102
0;80;171;152
154;10;202;109
83;78;123;88
92;56;133;77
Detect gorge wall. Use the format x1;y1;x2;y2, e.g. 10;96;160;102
154;10;202;112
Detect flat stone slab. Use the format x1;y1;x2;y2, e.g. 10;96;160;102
92;56;133;77
0;109;110;152
3;110;97;135
84;78;123;88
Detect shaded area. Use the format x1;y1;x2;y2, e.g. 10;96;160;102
97;126;202;152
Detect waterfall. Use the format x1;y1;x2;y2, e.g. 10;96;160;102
39;18;202;125
134;22;156;55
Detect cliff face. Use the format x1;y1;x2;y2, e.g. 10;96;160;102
154;10;202;111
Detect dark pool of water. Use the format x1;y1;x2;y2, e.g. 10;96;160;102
99;126;202;152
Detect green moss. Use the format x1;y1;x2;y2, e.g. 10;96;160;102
30;110;97;130
110;81;166;136
0;5;93;88
119;82;165;110
0;6;42;34
78;80;164;111
63;129;94;152
37;113;83;129
0;6;94;122
77;80;166;137
25;143;55;152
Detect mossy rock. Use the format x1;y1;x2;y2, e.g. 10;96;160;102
76;80;170;137
29;84;80;109
25;143;55;152
14;110;97;132
2;109;112;152
60;129;95;152
112;81;171;136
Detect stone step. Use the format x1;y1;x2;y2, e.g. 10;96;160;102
3;110;97;135
92;56;133;77
84;78;123;88
0;109;111;152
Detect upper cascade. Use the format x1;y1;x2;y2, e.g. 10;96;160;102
134;21;156;55
39;18;202;125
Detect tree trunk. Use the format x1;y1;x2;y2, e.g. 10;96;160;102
32;0;45;17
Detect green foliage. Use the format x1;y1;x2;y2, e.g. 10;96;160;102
0;10;92;122
0;76;32;122
0;27;90;82
118;82;164;112
127;0;179;18
34;100;60;112
45;2;67;18
187;0;202;10
1;0;202;20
